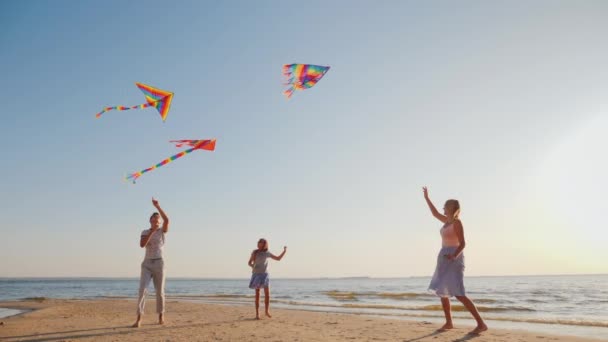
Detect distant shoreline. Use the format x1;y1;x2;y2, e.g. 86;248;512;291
1;273;606;280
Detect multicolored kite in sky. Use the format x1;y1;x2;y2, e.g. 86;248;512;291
126;139;216;183
283;64;330;98
95;82;174;122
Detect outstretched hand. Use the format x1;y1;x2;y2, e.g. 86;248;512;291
422;186;429;199
283;246;287;252
152;197;160;208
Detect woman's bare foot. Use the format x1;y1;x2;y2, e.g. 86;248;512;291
469;323;488;335
265;311;272;318
437;322;454;331
132;320;141;328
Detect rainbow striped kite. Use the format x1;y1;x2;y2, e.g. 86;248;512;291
126;139;216;183
283;64;330;98
95;82;174;122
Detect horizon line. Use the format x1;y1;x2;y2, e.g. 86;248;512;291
1;273;606;280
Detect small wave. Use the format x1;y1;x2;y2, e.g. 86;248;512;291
525;299;546;304
531;290;548;295
22;297;47;302
323;291;358;301
420;304;534;313
170;294;254;299
377;292;435;299
323;291;434;301
473;299;498;304
272;299;533;313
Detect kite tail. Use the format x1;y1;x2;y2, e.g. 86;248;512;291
283;87;295;98
95;103;152;119
125;147;197;184
125;172;142;184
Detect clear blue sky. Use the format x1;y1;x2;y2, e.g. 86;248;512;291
1;0;607;277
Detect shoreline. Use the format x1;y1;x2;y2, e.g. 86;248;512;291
0;308;29;320
0;298;605;341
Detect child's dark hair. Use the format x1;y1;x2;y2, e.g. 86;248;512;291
258;238;268;251
150;212;160;221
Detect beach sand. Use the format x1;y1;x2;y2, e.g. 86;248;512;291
0;298;603;341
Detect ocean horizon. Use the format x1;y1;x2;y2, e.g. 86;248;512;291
2;273;606;280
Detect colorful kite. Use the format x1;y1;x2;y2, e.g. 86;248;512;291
283;64;330;98
95;82;174;122
126;139;216;183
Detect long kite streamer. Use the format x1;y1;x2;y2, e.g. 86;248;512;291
283;64;330;98
95;82;174;122
126;139;216;183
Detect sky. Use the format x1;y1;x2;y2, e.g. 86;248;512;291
1;0;607;278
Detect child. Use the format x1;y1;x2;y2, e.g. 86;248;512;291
247;238;287;319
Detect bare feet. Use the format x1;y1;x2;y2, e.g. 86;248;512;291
159;314;164;325
132;320;141;328
437;322;454;331
469;323;488;335
265;311;272;318
255;315;260;320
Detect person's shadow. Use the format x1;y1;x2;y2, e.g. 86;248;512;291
2;318;255;342
451;333;481;342
402;330;442;341
403;331;481;342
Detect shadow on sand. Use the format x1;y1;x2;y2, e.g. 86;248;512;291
403;330;481;342
2;318;255;342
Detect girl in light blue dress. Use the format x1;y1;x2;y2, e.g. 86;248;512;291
248;238;287;319
423;187;488;335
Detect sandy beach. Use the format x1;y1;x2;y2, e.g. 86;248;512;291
0;298;603;342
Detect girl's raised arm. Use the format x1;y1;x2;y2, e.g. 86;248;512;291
423;187;448;223
270;246;287;261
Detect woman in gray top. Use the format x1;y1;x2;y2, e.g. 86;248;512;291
248;238;287;319
133;198;169;328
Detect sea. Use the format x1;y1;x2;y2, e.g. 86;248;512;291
0;275;606;340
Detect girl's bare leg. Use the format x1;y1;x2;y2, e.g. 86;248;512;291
255;289;261;319
132;314;142;328
455;296;488;334
439;297;453;330
264;287;272;318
